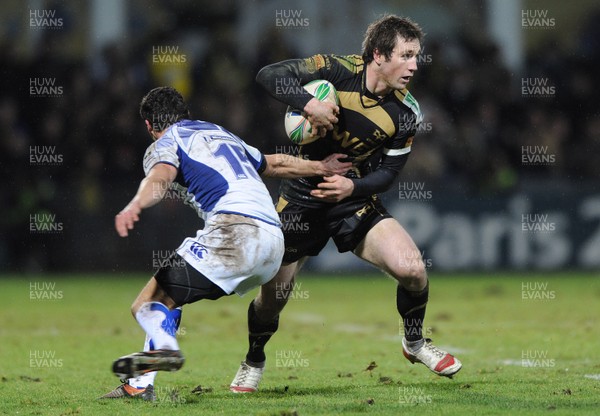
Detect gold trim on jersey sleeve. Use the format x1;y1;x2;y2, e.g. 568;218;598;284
332;55;363;74
304;55;328;74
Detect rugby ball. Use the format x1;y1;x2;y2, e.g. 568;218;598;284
284;80;338;145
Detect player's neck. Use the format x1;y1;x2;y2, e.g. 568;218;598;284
151;129;167;141
365;63;392;98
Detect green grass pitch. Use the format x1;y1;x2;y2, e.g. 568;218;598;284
1;273;599;415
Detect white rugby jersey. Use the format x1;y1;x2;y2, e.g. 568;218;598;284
143;120;280;226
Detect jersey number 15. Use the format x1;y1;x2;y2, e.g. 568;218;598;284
213;143;260;181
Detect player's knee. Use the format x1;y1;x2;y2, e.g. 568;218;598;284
393;259;427;289
255;284;292;319
130;300;139;317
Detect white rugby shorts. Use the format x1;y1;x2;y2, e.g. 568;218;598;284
177;213;284;295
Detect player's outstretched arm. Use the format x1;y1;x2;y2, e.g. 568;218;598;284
262;153;351;179
311;154;409;203
115;163;178;237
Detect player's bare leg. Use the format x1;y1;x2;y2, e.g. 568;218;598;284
131;276;179;315
354;218;461;377
253;259;305;322
230;259;305;393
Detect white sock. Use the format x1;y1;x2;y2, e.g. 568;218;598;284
128;334;157;389
128;305;182;389
135;302;179;350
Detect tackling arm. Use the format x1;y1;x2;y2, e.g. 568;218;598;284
115;163;178;237
262;153;351;178
311;153;409;202
312;118;416;202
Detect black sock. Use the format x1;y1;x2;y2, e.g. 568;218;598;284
396;281;429;342
245;300;279;365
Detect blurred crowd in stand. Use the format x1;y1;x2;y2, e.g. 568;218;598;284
1;4;598;271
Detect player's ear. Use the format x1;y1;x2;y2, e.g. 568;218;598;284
373;48;382;66
144;119;153;134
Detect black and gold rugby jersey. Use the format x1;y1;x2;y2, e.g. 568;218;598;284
257;54;422;207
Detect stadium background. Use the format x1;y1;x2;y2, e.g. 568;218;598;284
2;0;599;274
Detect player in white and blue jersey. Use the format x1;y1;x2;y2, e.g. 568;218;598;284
101;86;350;400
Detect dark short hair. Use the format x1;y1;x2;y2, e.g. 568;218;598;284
362;15;424;64
139;86;190;131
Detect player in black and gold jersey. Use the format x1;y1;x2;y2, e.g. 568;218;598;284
231;15;462;393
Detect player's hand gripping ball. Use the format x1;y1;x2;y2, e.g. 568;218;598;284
284;80;338;145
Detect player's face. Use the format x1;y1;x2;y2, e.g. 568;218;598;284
377;36;420;92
